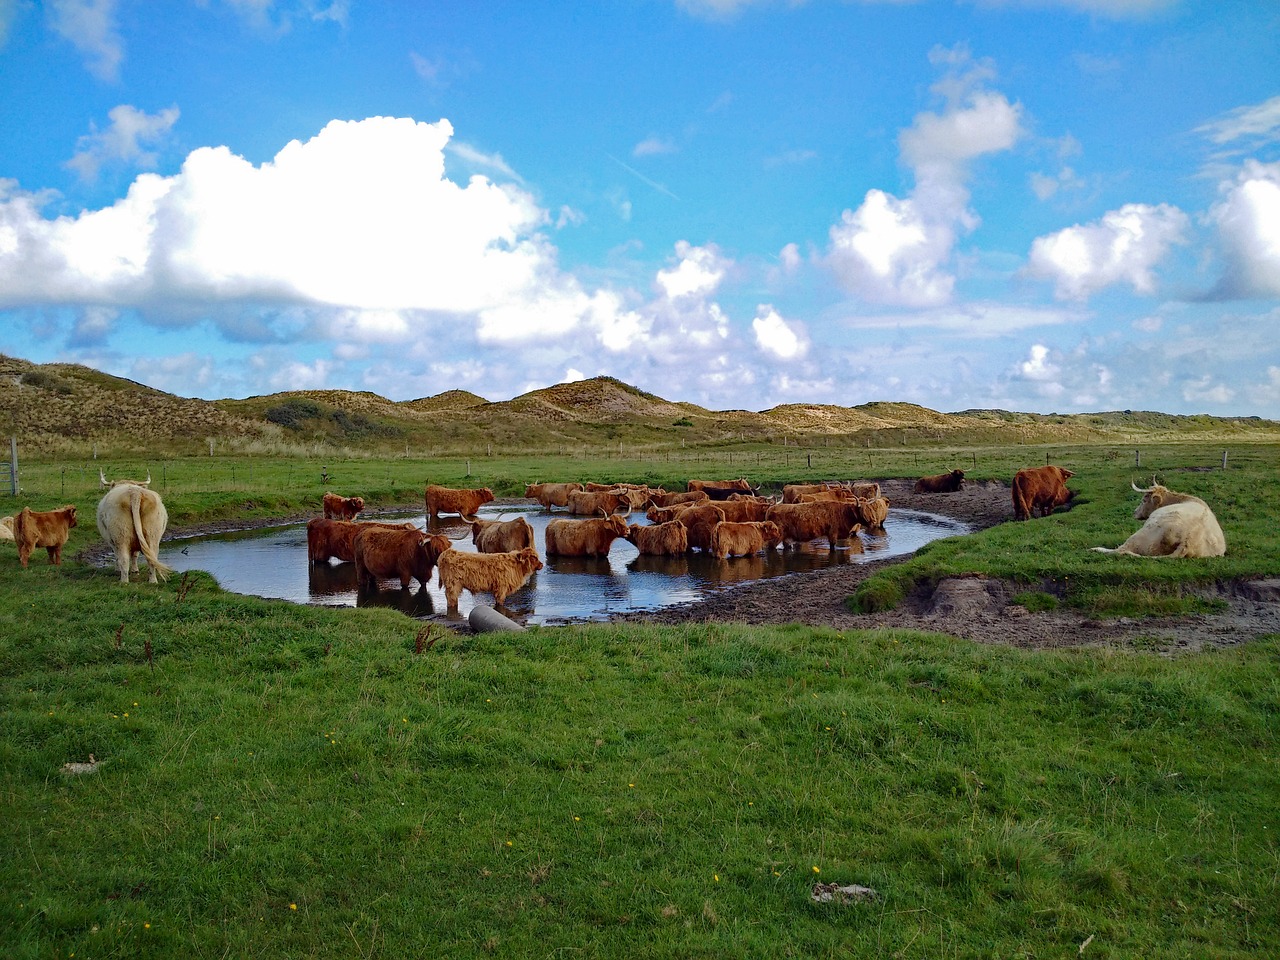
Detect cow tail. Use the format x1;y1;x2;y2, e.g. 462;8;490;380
130;487;173;582
1012;479;1028;520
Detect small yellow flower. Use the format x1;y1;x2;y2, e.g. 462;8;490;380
289;903;297;911
505;841;512;846
714;874;720;882
812;866;820;874
574;816;580;821
144;923;151;929
628;783;634;788
133;702;139;707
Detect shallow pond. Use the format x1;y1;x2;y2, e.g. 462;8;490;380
162;504;969;626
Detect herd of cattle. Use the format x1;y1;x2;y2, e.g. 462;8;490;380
1;464;1227;609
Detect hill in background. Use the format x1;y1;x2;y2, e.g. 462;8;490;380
1;353;1277;458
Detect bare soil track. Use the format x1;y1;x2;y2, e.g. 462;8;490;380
619;478;1280;655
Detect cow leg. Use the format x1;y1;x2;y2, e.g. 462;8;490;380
114;548;132;583
47;545;61;565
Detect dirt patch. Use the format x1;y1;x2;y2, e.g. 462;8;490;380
619;478;1280;655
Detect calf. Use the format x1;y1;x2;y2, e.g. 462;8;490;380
625;519;688;555
14;505;77;567
437;547;543;609
322;492;365;521
710;520;782;559
353;527;451;590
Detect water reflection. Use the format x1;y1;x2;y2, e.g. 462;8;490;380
162;504;968;626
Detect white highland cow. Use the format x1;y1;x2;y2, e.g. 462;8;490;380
97;483;172;583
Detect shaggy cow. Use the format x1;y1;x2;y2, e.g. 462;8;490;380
687;479;756;499
766;501;863;550
99;469;151;490
425;484;495;519
97;484;171;583
855;496;891;530
465;514;536;554
1091;482;1227;558
0;515;13;542
1012;466;1075;520
713;499;771;523
524;482;584;509
307;518;418;564
710;520;782;559
14;505;77;567
566;489;628;516
645;503;695;524
322;492;365;521
781;482;845;503
648;490;710;509
544;514;630;557
676;503;727;552
914;470;965;494
624;519;688;555
353;527;451;590
437;546;543;609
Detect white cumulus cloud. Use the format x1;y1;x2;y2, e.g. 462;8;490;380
752;305;807;360
655;241;729;300
1024;203;1189;300
1205;160;1280;299
823;46;1023;307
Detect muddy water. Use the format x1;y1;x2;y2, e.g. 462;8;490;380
162;505;969;627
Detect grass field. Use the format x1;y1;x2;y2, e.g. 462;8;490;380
2;444;1278;957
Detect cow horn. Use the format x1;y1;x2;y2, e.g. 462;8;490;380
619;506;632;520
461;513;480;524
144;471;151;486
447;528;471;541
99;468;108;489
1132;480;1155;493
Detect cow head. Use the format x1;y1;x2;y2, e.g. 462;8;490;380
1131;481;1170;520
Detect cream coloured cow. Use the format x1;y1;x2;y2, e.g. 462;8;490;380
1091;482;1226;558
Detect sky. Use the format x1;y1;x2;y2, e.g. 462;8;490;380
0;0;1277;416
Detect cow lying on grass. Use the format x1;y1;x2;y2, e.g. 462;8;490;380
914;470;965;494
1091;482;1226;558
437;547;543;610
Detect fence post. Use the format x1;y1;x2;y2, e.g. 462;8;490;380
8;437;16;496
1135;449;1141;468
1222;450;1228;470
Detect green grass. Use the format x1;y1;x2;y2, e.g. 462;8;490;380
2;567;1278;958
2;444;1279;956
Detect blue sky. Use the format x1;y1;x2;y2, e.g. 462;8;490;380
1;0;1277;416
